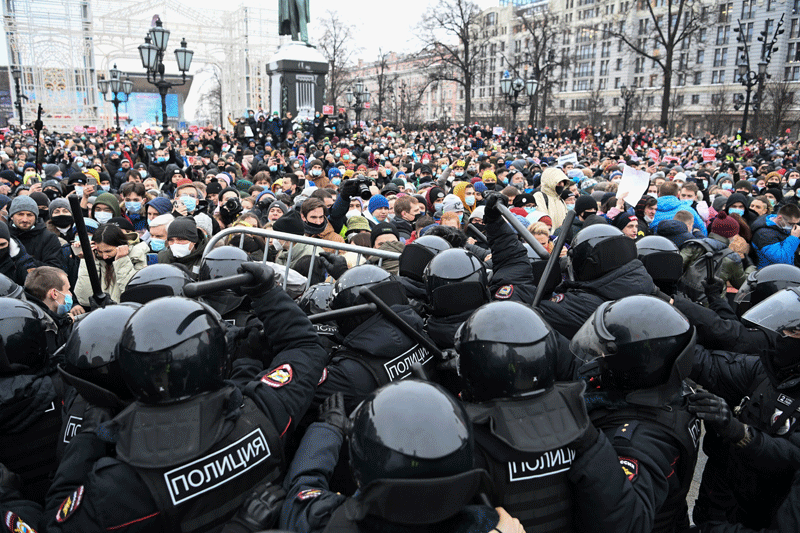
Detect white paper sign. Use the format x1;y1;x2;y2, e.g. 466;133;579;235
557;153;578;166
617;166;651;206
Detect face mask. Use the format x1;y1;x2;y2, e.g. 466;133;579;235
76;161;84;167
94;211;113;224
125;201;142;213
51;214;73;228
303;219;327;235
790;178;798;187
721;182;733;190
56;291;73;315
455;170;464;177
647;193;658;199
269;165;278;172
729;208;745;217
145;145;153;150
555;185;564;195
101;184;110;191
74;185;84;197
139;170;148;178
293;163;300;169
784;225;795;232
149;238;165;252
422;159;430;165
769;198;777;207
478;151;485;157
566;203;575;210
332;178;341;186
181;195;197;213
346;209;361;219
170;242;192;258
524;206;535;214
311;169;322;177
457;213;463;223
335;152;341;158
465;196;475;206
644;215;654;223
273;240;283;251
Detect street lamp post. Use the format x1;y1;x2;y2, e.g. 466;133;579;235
11;68;27;126
733;14;784;137
499;74;537;129
346;80;370;130
620;83;637;132
98;64;133;133
137;16;193;137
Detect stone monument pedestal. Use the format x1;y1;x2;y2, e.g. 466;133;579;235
266;42;328;121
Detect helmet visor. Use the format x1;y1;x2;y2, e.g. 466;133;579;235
741;288;800;337
733;270;757;305
569;303;615;363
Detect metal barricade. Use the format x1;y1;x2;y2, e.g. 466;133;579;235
203;227;402;291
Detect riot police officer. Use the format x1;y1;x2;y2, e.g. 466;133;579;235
297;282;338;352
119;263;194;303
636;235;684;296
396;234;451;302
43;263;327;532
569;295;700;533
0;272;24;299
0;298;61;504
280;380;522;533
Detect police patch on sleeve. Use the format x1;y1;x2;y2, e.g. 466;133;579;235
550;293;565;303
619;457;638;482
495;285;514;299
56;486;84;523
5;511;37;533
261;364;293;388
297;489;322;501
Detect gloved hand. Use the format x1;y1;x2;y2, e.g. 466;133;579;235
8;238;20;258
483;193;507;224
319;252;348;280
340;179;360;202
702;277;725;302
318;392;350;436
236;263;275;297
568;395;600;455
228;482;286;532
80;405;113;439
0;463;21;492
688;390;746;443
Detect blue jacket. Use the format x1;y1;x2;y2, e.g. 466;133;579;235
649;196;707;236
751;214;800;267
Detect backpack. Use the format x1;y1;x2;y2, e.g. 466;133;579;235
676;238;737;304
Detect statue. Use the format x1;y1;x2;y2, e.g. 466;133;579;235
279;0;310;44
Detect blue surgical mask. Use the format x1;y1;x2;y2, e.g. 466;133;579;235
74;186;84;197
125;201;142;213
311;169;322;177
269;165;278;172
455;170;464;177
101;184;110;191
441;164;447;170
566;203;575;210
139;170;148;178
157;157;166;163
524;206;535;214
56;291;73;315
181;195;197;213
76;161;84;167
458;213;463;223
332;178;341;186
465;196;475;206
149;238;166;252
721;182;733;190
729;207;745;217
94;211;113;224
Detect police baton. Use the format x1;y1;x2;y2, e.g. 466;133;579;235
307;303;377;324
465;223;489;245
183;273;254;299
496;203;549;259
532;210;576;308
69;195;113;309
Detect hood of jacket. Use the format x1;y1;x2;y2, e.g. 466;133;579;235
655;195;688;213
563;258;655;300
0;373;58;433
343;304;424;359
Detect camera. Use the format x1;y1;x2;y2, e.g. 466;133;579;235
220;196;243;224
355;176;372;201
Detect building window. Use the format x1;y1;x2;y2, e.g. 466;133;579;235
718;2;732;23
613;97;620;106
697;49;704;64
741;0;755;19
711;70;725;84
691;94;700;104
614;77;621;88
694;72;702;85
646;95;655;106
713;48;728;67
716;26;730;45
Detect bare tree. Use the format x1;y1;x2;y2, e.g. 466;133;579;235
759;79;799;138
708;85;731;136
585;84;607;127
317;10;357;110
375;49;394;121
417;0;487;124
600;0;712;129
667;94;683;136
196;65;223;126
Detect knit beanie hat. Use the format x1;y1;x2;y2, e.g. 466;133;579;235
474;182;488;194
613;212;639;231
272;209;304;235
8;196;39;218
368;194;390;213
710;211;739;239
371;222;399;246
147;197;172;216
574;196;598;217
167;216;199;243
94;193;121;217
49;197;71;214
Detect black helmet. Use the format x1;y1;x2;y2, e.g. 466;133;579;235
569;224;638;282
0;273;24;299
118;297;226;404
523;244;562;297
570;295;694;397
329;264;407;336
0;297;57;374
349;380;473;487
198;246;249;315
424;249;489;317
398;235;451;282
120;264;194;304
455;301;558;402
298;283;334;315
735;264;800;317
59;303;141;407
742;288;800;388
636;236;683;293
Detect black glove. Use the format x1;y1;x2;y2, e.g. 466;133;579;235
318;392;350;436
227;482;286;532
318;252;348;280
702;277;725;302
80;405;113;437
0;463;21;493
236;263;275;297
340;179;360;202
688;390;746;442
483;192;507;223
